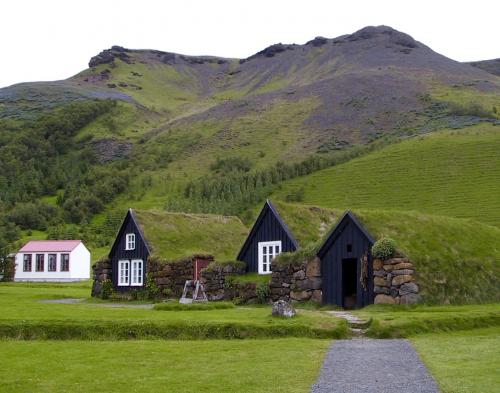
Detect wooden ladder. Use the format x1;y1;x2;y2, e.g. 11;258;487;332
179;280;208;304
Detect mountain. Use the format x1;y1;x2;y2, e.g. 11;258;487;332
0;25;499;258
467;58;500;77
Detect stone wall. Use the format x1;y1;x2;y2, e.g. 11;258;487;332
91;258;112;297
199;263;252;301
373;256;421;304
269;257;322;303
148;255;214;297
92;256;258;301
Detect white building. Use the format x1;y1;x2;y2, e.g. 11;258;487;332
14;240;91;282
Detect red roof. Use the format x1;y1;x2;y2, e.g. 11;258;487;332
19;240;82;253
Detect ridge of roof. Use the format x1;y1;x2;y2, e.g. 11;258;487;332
236;199;299;260
317;210;374;257
19;240;82;253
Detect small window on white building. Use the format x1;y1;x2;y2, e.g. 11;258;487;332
23;254;32;272
118;260;130;286
131;259;143;286
35;254;45;272
48;254;57;272
258;241;282;274
125;233;136;250
61;254;70;272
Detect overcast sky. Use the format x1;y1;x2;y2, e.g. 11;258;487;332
1;0;499;88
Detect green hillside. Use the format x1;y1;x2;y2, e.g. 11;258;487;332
273;123;500;227
270;201;500;304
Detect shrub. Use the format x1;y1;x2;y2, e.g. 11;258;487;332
372;237;397;260
145;273;160;299
100;279;114;300
256;282;270;304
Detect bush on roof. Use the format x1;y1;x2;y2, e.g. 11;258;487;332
371;237;397;260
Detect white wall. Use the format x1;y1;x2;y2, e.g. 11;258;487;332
14;243;91;282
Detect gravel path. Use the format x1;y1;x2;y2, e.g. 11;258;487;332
311;339;439;393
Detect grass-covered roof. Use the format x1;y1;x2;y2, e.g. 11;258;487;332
133;210;248;261
271;201;500;303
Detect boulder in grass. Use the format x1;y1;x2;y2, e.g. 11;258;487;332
272;300;296;318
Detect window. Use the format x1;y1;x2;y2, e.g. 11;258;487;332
36;254;44;272
131;259;143;286
48;254;57;272
347;244;353;253
61;254;70;272
258;241;282;274
23;254;32;272
125;233;136;250
118;260;130;286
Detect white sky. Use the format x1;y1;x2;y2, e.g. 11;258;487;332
1;0;499;88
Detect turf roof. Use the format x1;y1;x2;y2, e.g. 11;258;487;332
132;209;248;261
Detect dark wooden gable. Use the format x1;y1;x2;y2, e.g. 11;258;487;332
237;200;299;273
317;211;375;308
109;209;151;291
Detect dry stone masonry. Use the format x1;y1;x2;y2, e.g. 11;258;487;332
270;257;323;303
373;256;421;304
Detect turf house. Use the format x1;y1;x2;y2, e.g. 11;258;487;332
91;209;248;297
237;200;298;274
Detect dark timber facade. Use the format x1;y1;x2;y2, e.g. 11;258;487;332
108;209;150;292
237;200;298;274
317;211;375;308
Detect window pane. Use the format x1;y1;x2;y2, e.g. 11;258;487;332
36;254;44;272
275;245;280;254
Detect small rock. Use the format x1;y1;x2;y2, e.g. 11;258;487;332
392;269;414;276
293;270;305;280
272;300;296;318
399;282;419;295
374;294;395;304
400;293;422;305
392;274;412;286
374;286;389;295
290;290;311;301
299;277;322;290
373;259;384;270
374;276;389;287
373;269;386;277
383;264;395;272
393;262;413;270
306;258;321;277
311;289;322;303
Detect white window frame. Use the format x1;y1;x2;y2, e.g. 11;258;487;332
125;233;136;250
258;241;282;275
131;259;144;286
118;260;130;286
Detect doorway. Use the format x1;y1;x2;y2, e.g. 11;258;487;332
342;258;358;309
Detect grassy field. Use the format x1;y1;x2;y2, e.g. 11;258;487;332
0;338;331;393
355;304;500;338
272;123;500;227
0;283;346;339
413;327;500;393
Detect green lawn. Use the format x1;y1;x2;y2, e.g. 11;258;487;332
0;338;330;393
272;123;500;227
413;327;500;393
0;283;346;339
355;304;500;338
